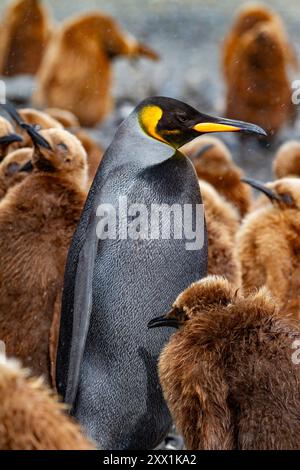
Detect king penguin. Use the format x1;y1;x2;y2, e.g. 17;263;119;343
56;96;266;450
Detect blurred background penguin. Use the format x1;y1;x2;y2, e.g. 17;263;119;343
33;12;159;126
224;10;296;140
0;0;52;76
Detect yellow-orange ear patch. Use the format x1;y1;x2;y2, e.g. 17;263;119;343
139;105;166;143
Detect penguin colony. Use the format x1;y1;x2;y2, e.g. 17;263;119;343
0;0;299;451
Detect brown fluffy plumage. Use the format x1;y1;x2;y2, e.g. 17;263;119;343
45;107;80;128
222;3;296;82
200;180;240;286
237;178;300;318
273;140;300;179
33;12;159;126
0;353;94;449
184;136;251;216
15;108;102;181
17;108;63;147
74;129;103;184
156;276;300;449
0;128;88;380
0;0;51;76
44;108;103;181
224;15;296;138
0;147;32;199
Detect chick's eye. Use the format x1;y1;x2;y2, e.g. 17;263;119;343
281;193;293;204
173;307;189;322
58;142;68;151
5;162;20;176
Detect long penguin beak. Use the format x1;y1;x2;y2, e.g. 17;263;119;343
241;177;281;202
193;115;267;137
0;133;23;146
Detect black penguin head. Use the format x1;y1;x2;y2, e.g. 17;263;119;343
137;96;267;149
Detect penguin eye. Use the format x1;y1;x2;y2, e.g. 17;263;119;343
280;193;294;205
177;113;188;124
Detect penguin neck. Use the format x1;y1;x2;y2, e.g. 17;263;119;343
108;111;176;168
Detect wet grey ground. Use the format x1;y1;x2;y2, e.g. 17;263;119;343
1;0;300;449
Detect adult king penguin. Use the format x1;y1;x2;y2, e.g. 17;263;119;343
56;97;266;449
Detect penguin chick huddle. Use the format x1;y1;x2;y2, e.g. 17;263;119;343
152;132;300;449
0;98;298;451
0;103;95;446
149;276;300;450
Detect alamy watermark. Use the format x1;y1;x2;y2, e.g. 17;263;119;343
95;196;205;251
0;81;6;104
292;80;300;104
291;339;300;365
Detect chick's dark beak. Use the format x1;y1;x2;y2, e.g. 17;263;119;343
23;123;52;151
0;133;23;146
1;102;51;151
241;177;281;202
148;309;180;329
193;115;267;137
19;160;34;173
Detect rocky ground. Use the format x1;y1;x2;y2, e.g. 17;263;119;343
1;0;300;449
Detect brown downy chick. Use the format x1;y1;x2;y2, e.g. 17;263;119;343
0;0;52;76
237;177;300;318
33;12;159;126
17;107;63;147
183;136;252;217
251;141;300;212
15;107;102;184
0;147;32;198
0;116;23;160
0;125;88;380
45;107;80;128
273;140;300;179
45;107;103;182
149;276;300;450
223;3;297;82
74;129;103;184
200;180;240;286
0;352;94;449
225;21;296;139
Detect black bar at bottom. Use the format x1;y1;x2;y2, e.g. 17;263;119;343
0;450;299;467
